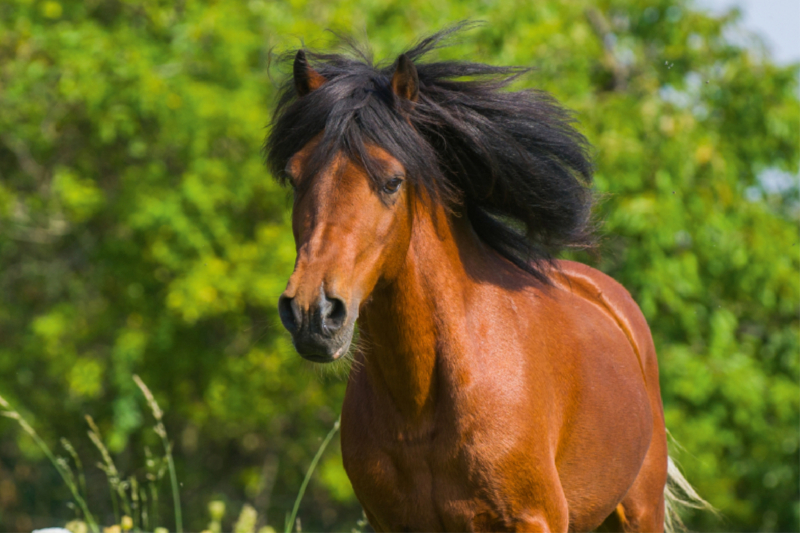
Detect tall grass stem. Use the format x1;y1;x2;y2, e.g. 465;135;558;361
61;438;89;506
284;416;340;533
164;440;182;533
133;374;182;533
86;415;131;520
0;396;100;533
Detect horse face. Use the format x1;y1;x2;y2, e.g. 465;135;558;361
278;141;413;362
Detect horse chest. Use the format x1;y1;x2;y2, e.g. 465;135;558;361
341;420;499;532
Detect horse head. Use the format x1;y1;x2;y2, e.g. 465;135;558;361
276;52;420;362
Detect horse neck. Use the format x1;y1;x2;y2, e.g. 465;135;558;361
358;202;477;422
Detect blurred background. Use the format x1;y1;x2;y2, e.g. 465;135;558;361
0;0;797;531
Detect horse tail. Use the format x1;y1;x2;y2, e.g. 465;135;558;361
663;456;717;533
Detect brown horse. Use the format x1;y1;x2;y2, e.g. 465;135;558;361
267;26;704;533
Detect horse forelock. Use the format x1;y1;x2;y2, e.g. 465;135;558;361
265;22;596;282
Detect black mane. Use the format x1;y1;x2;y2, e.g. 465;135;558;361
265;23;594;282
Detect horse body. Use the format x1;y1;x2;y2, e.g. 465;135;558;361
264;26;692;532
341;206;667;532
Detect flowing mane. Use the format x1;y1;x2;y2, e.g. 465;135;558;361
265;23;594;282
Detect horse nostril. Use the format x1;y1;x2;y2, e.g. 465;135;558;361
321;296;347;334
278;295;301;334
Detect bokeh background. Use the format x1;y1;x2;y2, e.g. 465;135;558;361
0;0;797;531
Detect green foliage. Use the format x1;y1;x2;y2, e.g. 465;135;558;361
0;0;797;531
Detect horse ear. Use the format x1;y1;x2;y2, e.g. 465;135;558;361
293;50;327;97
391;54;419;103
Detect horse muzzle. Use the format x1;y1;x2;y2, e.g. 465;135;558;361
278;288;355;362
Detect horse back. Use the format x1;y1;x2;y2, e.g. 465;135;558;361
550;260;663;401
524;260;665;530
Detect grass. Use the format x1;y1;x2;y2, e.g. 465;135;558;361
0;396;99;533
284;417;340;533
0;377;340;533
133;375;182;533
1;377;710;533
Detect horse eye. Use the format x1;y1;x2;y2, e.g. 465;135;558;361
382;176;404;194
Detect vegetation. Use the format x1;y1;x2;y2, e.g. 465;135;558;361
0;0;797;531
0;379;326;533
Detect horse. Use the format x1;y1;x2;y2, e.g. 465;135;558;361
266;26;704;533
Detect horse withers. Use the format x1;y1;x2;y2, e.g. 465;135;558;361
267;26;705;533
